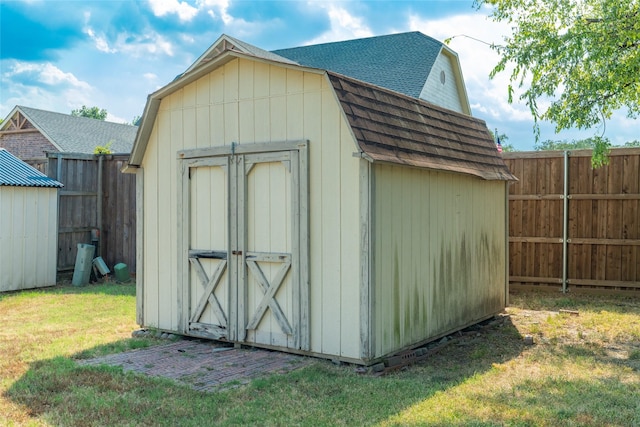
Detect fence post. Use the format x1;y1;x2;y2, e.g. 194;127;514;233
97;155;104;257
562;150;569;293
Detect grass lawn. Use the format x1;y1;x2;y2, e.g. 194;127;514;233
1;284;639;426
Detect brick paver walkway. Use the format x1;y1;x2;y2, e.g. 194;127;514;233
77;339;314;392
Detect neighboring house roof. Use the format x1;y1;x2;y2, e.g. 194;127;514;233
0;148;63;187
329;72;516;181
128;48;514;181
272;32;468;107
1;106;137;154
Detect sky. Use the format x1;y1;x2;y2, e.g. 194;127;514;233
0;0;636;151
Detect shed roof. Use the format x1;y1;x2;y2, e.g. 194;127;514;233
273;32;442;100
328;72;516;181
1;106;137;154
0;148;63;188
128;46;514;181
184;34;297;75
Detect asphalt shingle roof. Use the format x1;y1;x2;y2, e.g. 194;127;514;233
272;32;443;99
0;148;63;187
15;106;137;154
328;72;517;181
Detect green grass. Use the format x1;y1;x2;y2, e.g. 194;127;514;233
2;285;639;426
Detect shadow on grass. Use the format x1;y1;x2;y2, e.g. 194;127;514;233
5;317;533;426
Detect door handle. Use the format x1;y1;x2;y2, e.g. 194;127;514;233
231;250;243;256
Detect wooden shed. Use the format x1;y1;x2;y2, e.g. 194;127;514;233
0;148;63;292
125;34;516;364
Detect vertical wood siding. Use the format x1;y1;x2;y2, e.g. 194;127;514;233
372;165;507;357
504;149;640;291
141;58;362;359
0;187;58;291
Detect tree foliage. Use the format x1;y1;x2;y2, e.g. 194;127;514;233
535;137;598;151
93;141;113;155
478;0;640;164
534;137;640;166
71;105;107;121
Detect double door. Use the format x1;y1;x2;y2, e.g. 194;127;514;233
179;142;309;350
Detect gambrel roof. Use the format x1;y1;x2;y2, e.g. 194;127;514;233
0;106;137;154
329;72;516;181
0;148;63;187
128;46;514;181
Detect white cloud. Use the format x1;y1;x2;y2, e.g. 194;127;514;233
143;72;158;81
106;112;129;124
0;61;95;117
85;27;117;54
304;2;373;45
149;0;199;22
198;0;232;24
4;62;92;90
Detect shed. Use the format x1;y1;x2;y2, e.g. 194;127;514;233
125;33;516;364
0;148;63;292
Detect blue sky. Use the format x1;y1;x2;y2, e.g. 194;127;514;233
1;0;636;150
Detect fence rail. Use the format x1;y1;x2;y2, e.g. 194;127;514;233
503;148;640;292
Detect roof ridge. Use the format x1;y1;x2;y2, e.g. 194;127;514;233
18;105;136;128
272;31;436;51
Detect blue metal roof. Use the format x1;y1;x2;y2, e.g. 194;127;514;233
0;149;63;188
272;32;443;98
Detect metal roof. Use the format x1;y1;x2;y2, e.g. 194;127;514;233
0;149;63;187
273;32;442;99
2;106;137;154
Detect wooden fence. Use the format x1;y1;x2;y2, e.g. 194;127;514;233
28;153;136;273
503;148;640;292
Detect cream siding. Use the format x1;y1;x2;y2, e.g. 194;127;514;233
0;187;58;292
140;58;362;360
419;53;464;113
372;164;507;357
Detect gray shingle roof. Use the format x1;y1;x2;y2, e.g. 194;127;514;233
16;106;137;154
273;32;443;99
328;72;517;181
0;148;63;187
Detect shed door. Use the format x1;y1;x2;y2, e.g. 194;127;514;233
181;143;309;351
186;156;231;340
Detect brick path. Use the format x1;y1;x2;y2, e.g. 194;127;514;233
77;339;314;392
